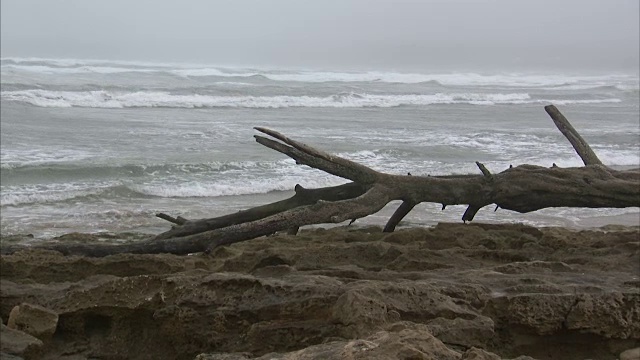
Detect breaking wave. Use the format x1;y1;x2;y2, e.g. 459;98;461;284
0;176;345;206
0;89;622;108
2;57;638;88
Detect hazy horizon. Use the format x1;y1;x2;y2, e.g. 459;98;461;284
2;0;639;73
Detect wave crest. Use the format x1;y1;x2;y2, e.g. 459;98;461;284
3;57;638;88
2;89;617;109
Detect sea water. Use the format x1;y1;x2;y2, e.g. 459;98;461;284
1;57;639;238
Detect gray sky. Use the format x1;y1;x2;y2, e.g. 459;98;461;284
1;0;638;71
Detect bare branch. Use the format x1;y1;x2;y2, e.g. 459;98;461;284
155;183;366;240
383;201;418;232
545;105;603;166
156;213;187;225
255;129;380;184
476;161;493;180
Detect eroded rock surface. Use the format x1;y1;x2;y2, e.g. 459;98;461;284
1;323;43;358
0;223;638;360
7;303;59;340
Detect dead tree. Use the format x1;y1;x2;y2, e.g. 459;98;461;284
1;105;638;257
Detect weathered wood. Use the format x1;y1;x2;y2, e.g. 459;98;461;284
383;201;418;232
476;161;493;180
254;127;378;183
254;134;379;184
545;105;603;166
154;182;367;240
156;213;187;225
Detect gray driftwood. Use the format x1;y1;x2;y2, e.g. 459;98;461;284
1;105;638;257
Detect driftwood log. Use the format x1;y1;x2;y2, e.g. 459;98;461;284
1;105;638;257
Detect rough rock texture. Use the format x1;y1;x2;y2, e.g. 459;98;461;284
196;322;462;360
619;347;640;360
0;223;639;360
462;347;502;360
8;303;59;340
1;323;43;358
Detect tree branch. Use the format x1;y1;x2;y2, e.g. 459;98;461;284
383;201;418;232
545;105;603;166
154;183;367;240
156;213;187;225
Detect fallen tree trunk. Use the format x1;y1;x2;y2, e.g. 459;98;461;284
1;105;638;257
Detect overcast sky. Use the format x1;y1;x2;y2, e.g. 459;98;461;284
1;0;638;72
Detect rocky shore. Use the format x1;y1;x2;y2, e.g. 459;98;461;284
1;222;639;360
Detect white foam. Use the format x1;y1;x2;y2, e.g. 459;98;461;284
1;148;97;169
3;57;637;87
0;182;114;206
264;72;634;87
132;175;346;198
593;149;640;166
541;98;622;105
541;84;608;91
172;68;230;77
615;83;640;91
1;190;88;206
1;64;159;75
8;89;620;109
1;56;181;68
541;82;639;91
213;81;257;86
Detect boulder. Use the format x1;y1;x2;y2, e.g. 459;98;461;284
619;347;640;360
0;323;43;357
7;303;59;340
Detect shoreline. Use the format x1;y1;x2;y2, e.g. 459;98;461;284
3;218;639;245
1;205;639;241
574;211;640;228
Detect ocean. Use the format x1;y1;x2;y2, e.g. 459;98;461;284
1;57;639;238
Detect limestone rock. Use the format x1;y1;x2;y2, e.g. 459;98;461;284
485;292;640;339
619;347;640;360
427;316;495;348
7;303;59;340
565;293;640;339
195;354;250;360
483;294;575;335
363;322;461;360
493;261;574;274
197;322;461;360
1;225;638;360
0;323;43;357
0;352;26;360
330;290;389;328
461;347;501;360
